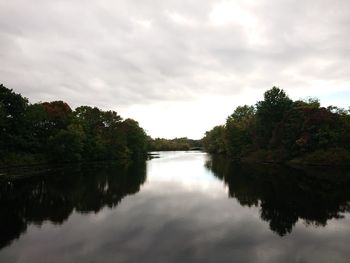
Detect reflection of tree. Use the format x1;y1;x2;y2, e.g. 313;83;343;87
206;155;350;236
0;160;146;249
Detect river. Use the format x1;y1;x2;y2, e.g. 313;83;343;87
1;151;350;262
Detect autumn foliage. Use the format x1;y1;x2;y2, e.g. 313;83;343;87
0;84;148;166
203;87;350;165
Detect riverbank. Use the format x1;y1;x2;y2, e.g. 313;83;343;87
239;147;350;167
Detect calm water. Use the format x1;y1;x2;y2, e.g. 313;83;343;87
1;151;350;263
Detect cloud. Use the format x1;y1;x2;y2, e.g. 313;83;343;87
0;0;349;138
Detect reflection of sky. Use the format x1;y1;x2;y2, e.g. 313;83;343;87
1;152;350;263
146;151;225;194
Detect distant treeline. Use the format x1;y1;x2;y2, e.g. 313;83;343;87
0;84;148;167
149;137;202;151
203;87;350;166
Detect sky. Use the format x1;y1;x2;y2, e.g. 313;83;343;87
0;0;350;139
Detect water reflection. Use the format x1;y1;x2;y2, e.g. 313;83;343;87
2;152;350;263
206;155;350;236
0;161;146;249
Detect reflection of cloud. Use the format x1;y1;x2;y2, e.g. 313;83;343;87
2;184;350;263
146;151;225;193
2;152;350;262
88;207;114;223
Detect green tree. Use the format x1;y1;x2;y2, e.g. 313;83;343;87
122;119;148;159
256;87;293;147
0;85;150;166
225;105;255;158
23;103;50;154
203;125;226;154
101;111;127;159
0;84;28;157
74;106;106;160
48;123;85;162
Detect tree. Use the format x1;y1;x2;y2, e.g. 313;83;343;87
0;84;28;157
225;105;255;158
202;125;226;154
74;106;106;160
122;119;148;159
23;103;50;153
101;111;127;160
256;87;293;147
42;101;73;130
48;123;85;162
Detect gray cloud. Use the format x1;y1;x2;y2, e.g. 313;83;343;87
0;0;349;137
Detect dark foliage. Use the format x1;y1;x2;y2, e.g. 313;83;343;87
0;84;149;166
149;137;202;151
203;87;350;165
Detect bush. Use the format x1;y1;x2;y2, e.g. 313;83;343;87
288;148;350;166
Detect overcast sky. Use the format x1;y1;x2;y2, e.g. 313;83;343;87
1;0;350;139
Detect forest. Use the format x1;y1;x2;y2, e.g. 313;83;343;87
203;87;350;166
2;84;350;167
0;84;148;167
148;137;202;151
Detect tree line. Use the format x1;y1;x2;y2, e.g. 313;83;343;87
203;87;350;165
149;137;202;151
0;84;148;166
